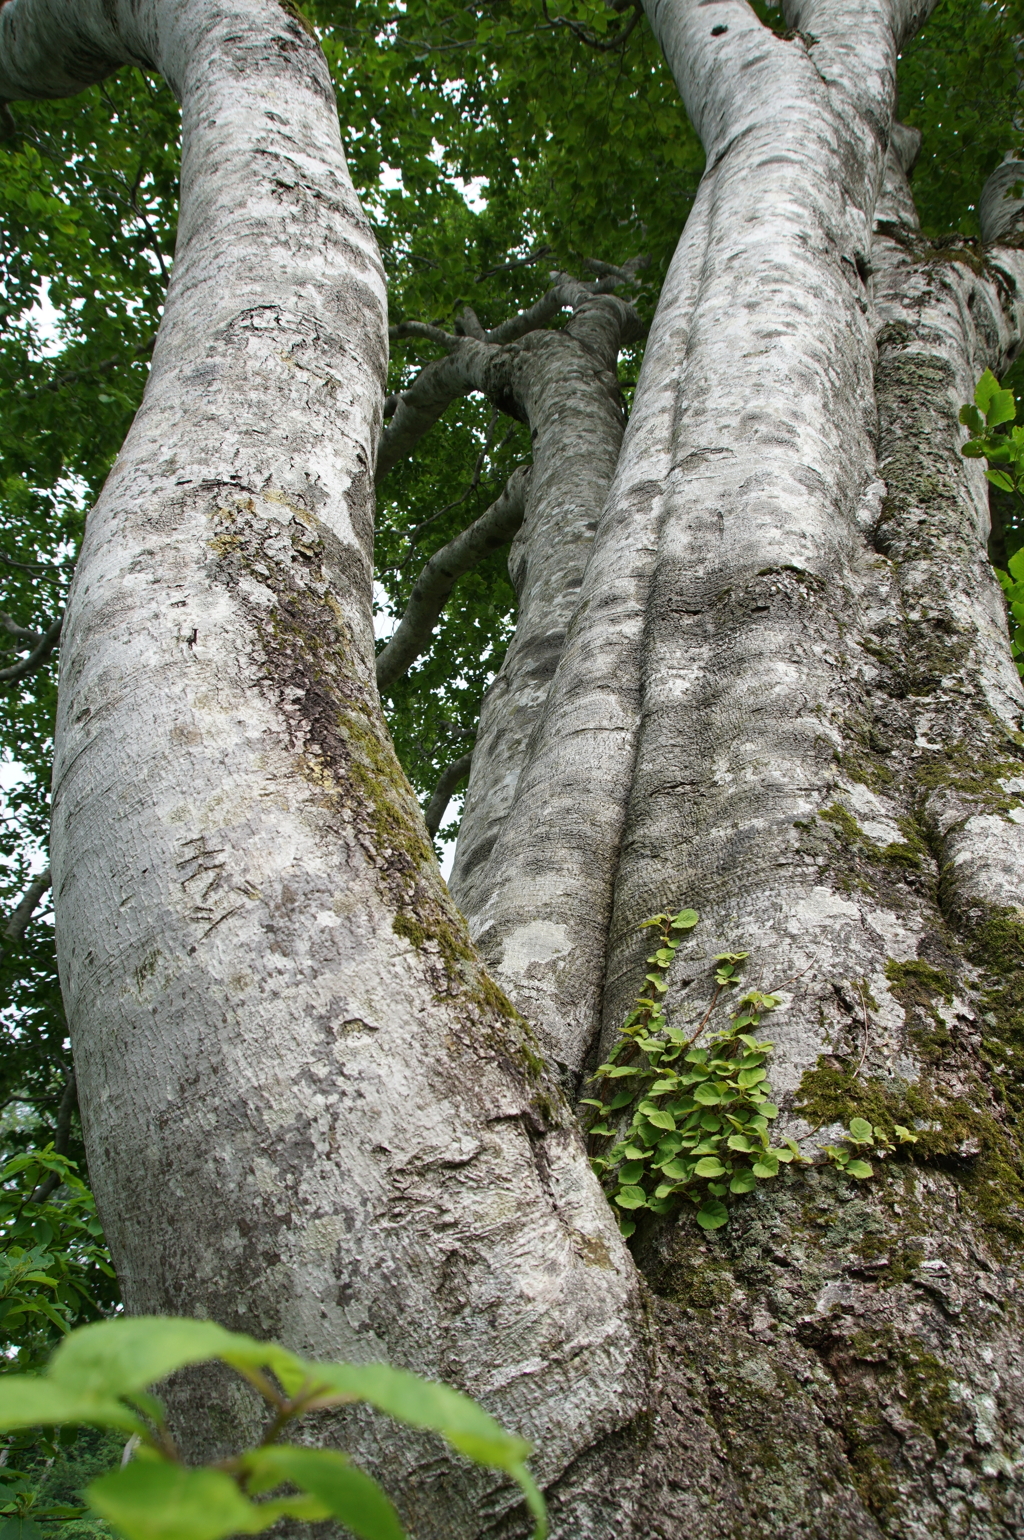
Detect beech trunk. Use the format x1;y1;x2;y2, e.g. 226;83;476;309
4;0;1024;1536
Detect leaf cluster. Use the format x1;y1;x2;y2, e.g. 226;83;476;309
584;909;799;1234
961;369;1024;675
0;1317;547;1540
0;1151;116;1376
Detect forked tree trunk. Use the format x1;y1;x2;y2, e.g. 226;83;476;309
0;3;647;1535
5;0;1024;1535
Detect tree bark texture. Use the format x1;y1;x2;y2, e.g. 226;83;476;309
7;0;1024;1535
1;3;647;1533
455;0;1024;1534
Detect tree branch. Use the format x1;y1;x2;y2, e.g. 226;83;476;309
3;867;51;942
378;269;636;481
425;752;474;839
376;465;531;692
0;612;62;683
0;612;41;645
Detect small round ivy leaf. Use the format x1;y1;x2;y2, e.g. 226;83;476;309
707;1181;729;1197
848;1118;873;1144
729;1169;757;1194
693;1157;726;1178
614;1186;649;1209
846;1159;873;1179
693;1084;720;1106
618;1217;636;1238
695;1200;729;1230
670;910;699;930
757;1102;779;1119
751;1156;779;1178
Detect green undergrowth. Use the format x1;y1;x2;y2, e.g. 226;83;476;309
584;910;887;1235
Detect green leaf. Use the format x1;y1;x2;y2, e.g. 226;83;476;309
693;1084;720;1106
846;1159;874;1179
692;1156;726;1178
643;1110;676;1131
49;1316;308;1402
960;439;986;458
847;1118;873;1144
0;1521;46;1540
985;468;1016;492
669;909;699;930
242;1447;404;1540
659;1159;693;1181
975;368;1002;412
959;403;984;433
987;388;1016;427
736;1068;766;1089
87;1463;272;1540
617;1161;645;1184
0;1375;142;1436
305;1362;532;1475
618;1218;636;1239
695;1201;729;1231
751;1155;779;1178
614;1186;648;1210
729;1169;757;1194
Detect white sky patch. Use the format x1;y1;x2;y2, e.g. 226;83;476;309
455;177;488;213
373;580;398;641
27;279;63;358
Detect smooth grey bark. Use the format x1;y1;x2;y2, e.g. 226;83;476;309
448;1;1024;1532
463;0;956;1082
450;288;644;929
0;3;647;1533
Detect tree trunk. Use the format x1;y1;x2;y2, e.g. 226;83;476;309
0;3;646;1533
6;0;1024;1534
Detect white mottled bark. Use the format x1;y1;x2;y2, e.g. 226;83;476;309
1;3;647;1531
451;292;642;939
465;0;970;1091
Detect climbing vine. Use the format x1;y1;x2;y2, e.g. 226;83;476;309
584;910;918;1235
961;368;1024;675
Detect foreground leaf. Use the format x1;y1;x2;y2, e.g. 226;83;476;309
244;1446;404;1540
87;1463;273;1540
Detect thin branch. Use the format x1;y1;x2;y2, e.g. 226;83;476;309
476;245;554;283
377;465;531;693
425;752;474;840
540;0;643;53
3;868;51;942
399;413;513;560
0;551;64;579
0;613;41;646
0;613;63;683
